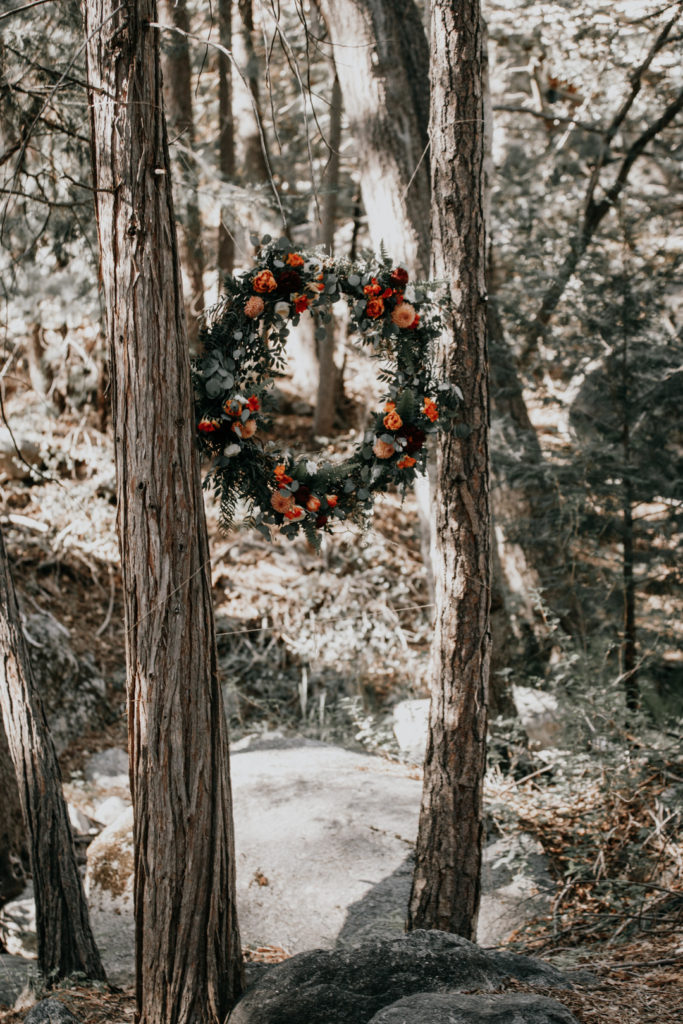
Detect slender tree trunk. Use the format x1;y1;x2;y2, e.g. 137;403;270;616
158;0;205;347
407;0;490;939
218;0;235;279
621;311;638;712
0;526;105;981
313;72;343;438
317;0;431;276
81;3;243;1021
237;0;270;183
0;722;27;908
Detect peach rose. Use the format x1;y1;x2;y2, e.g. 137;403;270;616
244;295;265;318
373;438;395;459
383;410;403;431
365;297;385;319
253;269;277;293
232;419;257;439
397;455;417;469
306;496;321;512
390;302;417;329
271;491;295;514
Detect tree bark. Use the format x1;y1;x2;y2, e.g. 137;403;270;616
407;0;490;939
81;3;243;1021
317;0;431;276
237;0;270;183
0;526;105;981
158;0;205;348
313;72;343;438
0;720;27;909
218;0;235;279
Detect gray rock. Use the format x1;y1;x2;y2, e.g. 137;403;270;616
228;929;575;1024
23;613;109;755
368;992;579;1023
512;687;561;751
84;807;134;986
391;700;429;764
0;954;37;1008
83;749;128;787
0;883;37;957
24;997;81;1023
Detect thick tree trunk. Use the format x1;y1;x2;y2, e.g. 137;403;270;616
158;0;205;347
0;526;105;981
0;721;27;909
407;0;490;939
313;72;343;438
218;0;235;279
317;0;431;276
82;3;243;1021
237;0;270;183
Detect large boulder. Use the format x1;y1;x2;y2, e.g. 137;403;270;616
84;807;134;987
367;992;578;1023
227;930;577;1024
0;954;36;1008
24;998;81;1023
0;882;36;958
22;612;110;755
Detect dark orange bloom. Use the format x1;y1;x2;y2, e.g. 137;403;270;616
253;269;277;293
293;293;310;313
306;496;321;512
198;417;221;433
326;494;338;508
246;395;260;412
397;455;417;470
274;464;293;488
286;253;305;267
223;398;242;417
284;506;305;521
366;297;385;319
363;278;382;296
383;410;403;431
423;397;438;422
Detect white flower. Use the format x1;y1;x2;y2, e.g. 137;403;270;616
274;301;290;317
306;460;318;475
303;258;322;275
224;444;241;458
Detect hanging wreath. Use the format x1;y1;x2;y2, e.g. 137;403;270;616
192;236;461;544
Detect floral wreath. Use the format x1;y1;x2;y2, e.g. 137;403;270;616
193;236;460;543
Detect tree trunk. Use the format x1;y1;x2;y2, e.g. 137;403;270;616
0;721;27;909
218;0;235;279
0;526;105;981
237;0;270;183
317;0;431;276
158;0;205;348
313;72;343;438
81;3;243;1021
407;0;490;939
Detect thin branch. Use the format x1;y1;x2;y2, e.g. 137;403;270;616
493;104;605;135
0;0;56;23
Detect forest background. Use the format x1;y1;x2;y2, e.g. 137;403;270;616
0;0;681;1020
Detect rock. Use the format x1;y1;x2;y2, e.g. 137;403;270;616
22;613;109;755
368;992;579;1023
478;833;553;948
92;796;130;828
391;700;429;763
24;998;81;1022
63;748;131;828
0;954;37;1008
228;930;575;1024
0;429;41;482
512;687;561;751
84;749;129;788
0;883;37;958
84;808;134;986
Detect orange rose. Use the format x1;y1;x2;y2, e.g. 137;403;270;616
274;464;293;488
198;417;221;433
232;418;257;439
253;269;277;293
390;302;417;329
423;397;438;422
293;293;310;313
244;296;265;318
383;410;403;431
384;401;396;413
366;297;385;319
271;491;295;514
223;398;242;417
286;253;305;267
246;395;260;412
306;496;321;512
284;506;305;521
373;438;395;459
326;494;338;508
363;278;382;296
397;455;417;469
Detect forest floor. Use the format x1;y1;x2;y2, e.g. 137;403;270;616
0;358;681;1022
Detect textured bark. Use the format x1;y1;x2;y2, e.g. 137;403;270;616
317;0;431;276
81;3;243;1021
0;526;105;980
0;720;27;908
407;0;490;939
158;0;204;347
218;0;235;278
313;72;343;438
